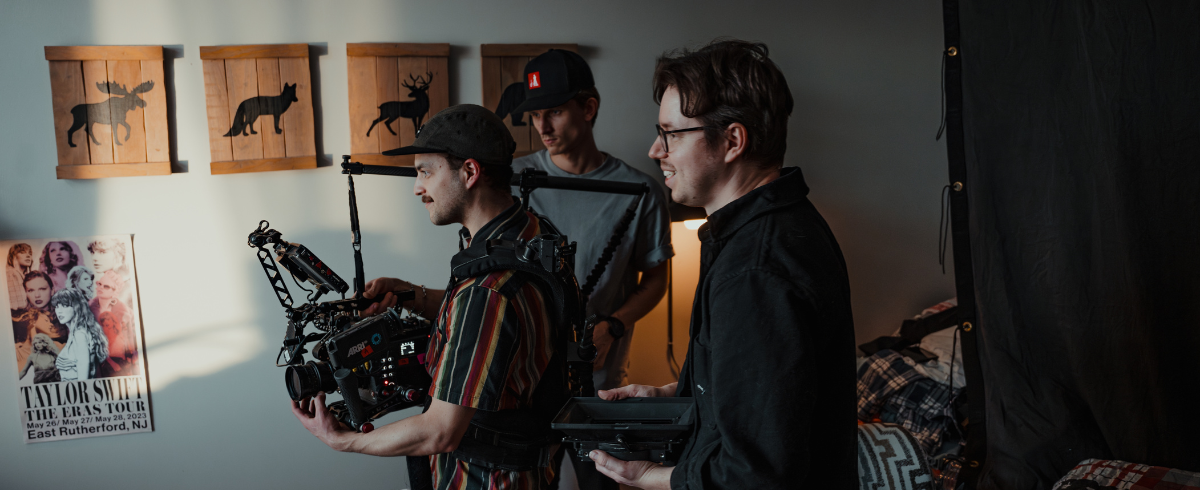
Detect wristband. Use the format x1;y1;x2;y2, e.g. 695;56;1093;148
604;315;626;340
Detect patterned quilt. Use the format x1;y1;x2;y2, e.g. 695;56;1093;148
1054;459;1200;490
858;423;934;490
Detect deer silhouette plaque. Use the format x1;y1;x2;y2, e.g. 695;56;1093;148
200;43;317;175
68;81;155;147
44;45;172;179
346;43;451;166
367;72;433;138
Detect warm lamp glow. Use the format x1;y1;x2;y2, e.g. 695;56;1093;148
683;219;706;230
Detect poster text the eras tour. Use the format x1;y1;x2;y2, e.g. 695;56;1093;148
3;235;152;443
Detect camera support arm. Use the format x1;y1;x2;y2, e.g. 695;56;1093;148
248;221;296;311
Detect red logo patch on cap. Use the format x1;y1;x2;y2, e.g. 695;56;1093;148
528;72;541;89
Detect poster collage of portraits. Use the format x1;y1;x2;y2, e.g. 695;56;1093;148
3;236;152;443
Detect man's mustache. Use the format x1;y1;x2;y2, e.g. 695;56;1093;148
422;197;433;203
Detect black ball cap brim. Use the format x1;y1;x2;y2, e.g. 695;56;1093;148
382;145;446;156
510;89;580;115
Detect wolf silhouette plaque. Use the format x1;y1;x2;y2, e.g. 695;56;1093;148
67;81;154;147
44;45;172;179
223;83;298;137
367;72;432;138
200;43;317;174
480;43;578;157
494;82;527;126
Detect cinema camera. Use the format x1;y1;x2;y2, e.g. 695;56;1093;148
247;221;432;432
247;162;434;433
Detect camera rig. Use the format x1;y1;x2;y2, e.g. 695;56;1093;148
340;157;650;403
249;155;650;435
248;219;433;433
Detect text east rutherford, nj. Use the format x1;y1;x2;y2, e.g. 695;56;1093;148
21;376;151;442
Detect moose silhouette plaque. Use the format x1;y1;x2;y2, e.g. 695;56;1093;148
480;43;578;157
347;43;450;166
44;46;172;179
200;44;317;175
68;81;155;147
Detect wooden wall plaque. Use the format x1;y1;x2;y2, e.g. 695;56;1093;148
200;43;317;175
44;46;171;179
480;44;577;158
346;43;450;166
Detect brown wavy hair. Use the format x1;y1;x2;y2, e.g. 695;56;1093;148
7;243;32;269
653;39;794;168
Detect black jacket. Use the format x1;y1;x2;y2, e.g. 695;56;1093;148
671;167;858;489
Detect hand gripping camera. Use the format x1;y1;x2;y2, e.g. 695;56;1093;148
248;220;432;433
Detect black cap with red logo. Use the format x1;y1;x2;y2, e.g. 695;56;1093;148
511;49;594;114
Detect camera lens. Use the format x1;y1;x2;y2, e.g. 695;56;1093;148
285;361;337;401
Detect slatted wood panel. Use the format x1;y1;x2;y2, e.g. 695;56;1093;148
80;60;115;165
141;60;169;163
48;61;90;166
200;43;317;175
257;58;286;158
346;43;450;167
44;46;171;179
480;44;578;158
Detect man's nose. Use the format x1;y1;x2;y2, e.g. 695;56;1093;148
649;137;668;160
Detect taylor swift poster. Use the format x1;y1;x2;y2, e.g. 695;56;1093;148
2;235;152;443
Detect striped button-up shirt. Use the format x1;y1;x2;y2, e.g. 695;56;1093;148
426;203;558;490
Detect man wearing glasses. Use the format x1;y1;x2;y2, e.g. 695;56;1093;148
590;40;859;489
509;49;674;490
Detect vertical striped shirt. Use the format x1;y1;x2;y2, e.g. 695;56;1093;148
426;203;559;490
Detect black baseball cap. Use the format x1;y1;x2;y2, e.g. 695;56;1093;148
383;104;517;165
511;49;595;114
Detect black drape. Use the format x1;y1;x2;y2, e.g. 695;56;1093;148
948;1;1200;488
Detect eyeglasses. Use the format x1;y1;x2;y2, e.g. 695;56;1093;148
656;124;716;153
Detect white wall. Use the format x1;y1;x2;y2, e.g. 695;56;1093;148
0;1;953;487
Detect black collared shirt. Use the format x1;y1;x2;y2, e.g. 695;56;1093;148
671;167;858;489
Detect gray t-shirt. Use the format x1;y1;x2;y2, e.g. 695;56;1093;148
513;150;673;389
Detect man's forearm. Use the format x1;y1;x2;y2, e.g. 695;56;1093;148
336;398;474;457
611;262;669;325
397;280;446;319
339;411;454;456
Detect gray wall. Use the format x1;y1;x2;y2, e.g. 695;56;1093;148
0;0;952;487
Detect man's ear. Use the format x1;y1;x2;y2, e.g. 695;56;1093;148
583;97;599;123
461;158;483;190
723;122;749;164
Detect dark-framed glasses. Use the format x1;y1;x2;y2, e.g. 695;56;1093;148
656;124;716;153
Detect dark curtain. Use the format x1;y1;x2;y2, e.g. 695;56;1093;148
954;2;1200;488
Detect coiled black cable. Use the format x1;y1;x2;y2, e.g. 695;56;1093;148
580;194;643;301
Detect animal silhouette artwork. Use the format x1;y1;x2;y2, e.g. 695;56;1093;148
224;83;298;137
494;82;527;126
66;81;155;147
367;72;434;138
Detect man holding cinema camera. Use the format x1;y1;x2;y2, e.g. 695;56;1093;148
291;105;567;490
589;40;859;489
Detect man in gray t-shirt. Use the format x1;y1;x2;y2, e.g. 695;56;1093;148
514;152;672;388
506;49;672;490
509;50;672;394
